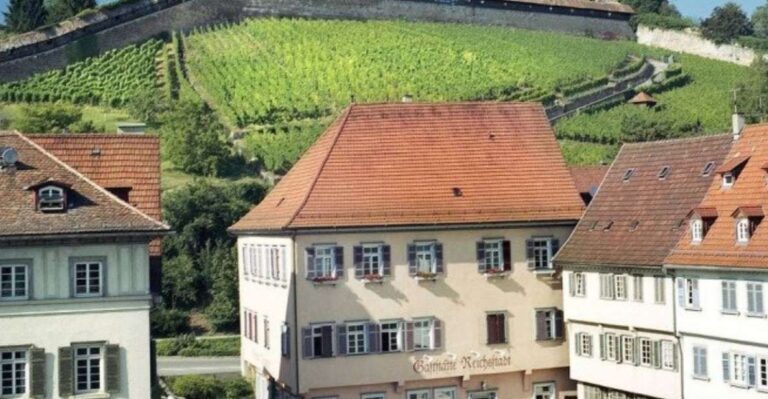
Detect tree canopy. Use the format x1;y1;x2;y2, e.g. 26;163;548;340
701;2;753;44
4;0;47;33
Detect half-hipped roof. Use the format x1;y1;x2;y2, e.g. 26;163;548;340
0;131;169;241
666;124;768;269
555;134;733;269
230;102;584;233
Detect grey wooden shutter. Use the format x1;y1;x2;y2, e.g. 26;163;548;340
568;273;575;297
30;347;46;398
353;246;364;278
555;310;564;339
692;279;700;309
634;338;641;366
367;323;381;353
722;352;731;382
382;245;391;276
616;336;624;364
574;333;582;356
586;335;593;357
435;243;444;274
405;322;414;351
486;315;496;344
652;341;662;369
677;278;685;307
551;239;560;257
599;334;606;360
535;311;546;341
526;239;535;269
748;356;757;387
105;344;120;393
433;319;443;349
672;342;679;371
476;242;486;273
305;248;316;280
502;240;512;271
321;326;333;358
407;244;417;275
301;327;312;359
281;325;290;357
337;325;347;356
58;347;73;397
334;246;344;278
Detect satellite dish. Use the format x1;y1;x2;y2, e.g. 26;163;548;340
1;147;18;166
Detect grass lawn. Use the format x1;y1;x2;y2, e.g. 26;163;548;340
0;102;135;132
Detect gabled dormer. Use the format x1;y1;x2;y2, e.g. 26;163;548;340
25;180;71;213
731;206;764;244
688;207;718;244
716;155;750;189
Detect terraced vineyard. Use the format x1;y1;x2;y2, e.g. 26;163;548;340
0;40;162;107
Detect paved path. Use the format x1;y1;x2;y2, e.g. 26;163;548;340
158;356;241;376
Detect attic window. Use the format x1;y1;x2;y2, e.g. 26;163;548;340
603;221;614;231
691;219;703;243
658;166;670;180
702;161;715;176
38;185;66;212
733;207;764;244
452;187;463;197
629;221;640;231
723;173;735;188
737;218;752;243
622;168;635;182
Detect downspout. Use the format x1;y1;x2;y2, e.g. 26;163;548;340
292;232;301;398
669;268;685;399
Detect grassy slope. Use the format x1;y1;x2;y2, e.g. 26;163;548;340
0;102;133;132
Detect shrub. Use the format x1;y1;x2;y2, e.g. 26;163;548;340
169;375;225;399
633;13;696;30
12;103;83;133
156;335;240;357
224;378;253;399
151;307;190;338
701;3;753;44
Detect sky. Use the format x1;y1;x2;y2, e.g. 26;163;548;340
0;1;765;26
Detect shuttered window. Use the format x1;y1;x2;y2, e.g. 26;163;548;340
0;265;29;300
0;349;27;396
281;324;290;357
526;237;559;271
654;276;666;304
354;244;391;279
721;281;738;314
632;275;643;302
693;346;708;379
661;340;676;370
639;338;652;367
486;313;506;345
600;274;615;299
381;321;403;352
570;272;586;297
576;332;593;357
307;325;334;358
477;239;511;273
747;282;765;316
306;246;344;281
412;319;433;351
614;275;627;301
74;345;102;394
344;322;368;355
679;278;700;310
621;336;634;364
535;309;563;341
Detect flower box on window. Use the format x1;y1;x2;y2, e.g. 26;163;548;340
484;268;510;278
311;276;338;285
414;271;439;281
362;274;384;284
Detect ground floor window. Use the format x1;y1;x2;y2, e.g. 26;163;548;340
759;357;768;391
74;345;102;394
434;387;456;399
533;382;556;399
407;390;431;399
639;338;652;367
0;349;27;397
362;393;385;399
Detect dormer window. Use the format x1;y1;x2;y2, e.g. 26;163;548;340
691;219;703;243
717;156;750;189
732;207;764;244
737;218;751;243
688;208;718;243
723;172;735;188
38;185;66;212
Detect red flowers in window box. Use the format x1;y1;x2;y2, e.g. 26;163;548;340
415;271;438;280
363;274;384;281
311;276;338;283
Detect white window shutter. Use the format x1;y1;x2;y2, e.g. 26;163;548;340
677;278;685;307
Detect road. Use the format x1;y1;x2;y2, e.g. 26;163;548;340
157;356;241;376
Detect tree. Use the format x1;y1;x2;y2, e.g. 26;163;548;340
4;0;48;33
47;0;96;23
701;2;753;44
753;3;768;38
619;0;680;16
620;113;678;143
203;244;239;332
13;103;82;133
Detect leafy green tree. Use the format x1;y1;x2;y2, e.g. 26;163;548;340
13;103;82;133
47;0;96;23
159;100;235;177
4;0;47;33
619;0;680;16
161;253;201;309
203;244;239;332
701;2;753;44
620;113;678;142
735;57;768;123
753;2;768;38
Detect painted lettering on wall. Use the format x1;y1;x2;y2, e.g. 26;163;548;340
413;354;513;374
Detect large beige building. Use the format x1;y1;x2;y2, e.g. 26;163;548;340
230;103;585;399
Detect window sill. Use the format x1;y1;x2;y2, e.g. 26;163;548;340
483;271;510;279
358;276;387;284
721;310;740;316
532;269;555;276
71;392;111;399
310;279;339;286
747;312;767;319
685;307;702;312
413;275;440;282
692;375;710;382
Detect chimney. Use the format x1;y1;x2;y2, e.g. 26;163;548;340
402;94;413;103
732;113;745;140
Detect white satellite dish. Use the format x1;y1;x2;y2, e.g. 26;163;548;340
0;147;18;166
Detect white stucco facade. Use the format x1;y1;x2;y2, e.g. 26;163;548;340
670;268;768;399
562;270;681;399
0;241;153;399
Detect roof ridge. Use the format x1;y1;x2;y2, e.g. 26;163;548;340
13;131;169;231
621;133;731;147
285;106;354;228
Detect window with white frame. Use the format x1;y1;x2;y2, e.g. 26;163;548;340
604;333;617;361
38;185;65;211
639;338;652;367
691;219;704;243
0;349;27;397
530;238;554;270
434;387;456;399
270;247;281;281
737;218;751;243
413;318;433;351
484;239;503;271
693;346;708;379
574;272;586;297
577;333;593;357
723;172;735;188
600;274;615;299
621;336;634;363
74;345;102;394
661;341;676;370
314;246;337;279
535;309;563;341
748;282;765;316
614;275;627;301
346;322;367;355
73;261;102;297
721;281;738;314
380;321;402;353
407;390;431;399
264;317;271;350
730;353;753;387
633;275;643;302
684;278;700;310
0;265;28;300
362;245;383;276
654;276;666;304
362;393;385;399
759;357;768;391
532;382;556;399
415;242;436;274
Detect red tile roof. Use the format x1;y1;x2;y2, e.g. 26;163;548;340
630;92;657;105
569;165;609;196
666;125;768;269
691;207;719;219
555;134;733;268
29;134;163;255
716;155;750;174
0;132;169;241
230;102;585;233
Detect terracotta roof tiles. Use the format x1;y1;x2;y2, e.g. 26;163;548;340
230;102;584;233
